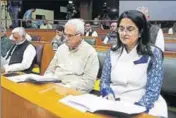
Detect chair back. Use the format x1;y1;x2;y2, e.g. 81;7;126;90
31;41;54;75
31;36;41;41
165;42;176;52
84;38;96;45
162;57;176;95
96;49;107;78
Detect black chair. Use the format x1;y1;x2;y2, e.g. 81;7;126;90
162;57;176;118
90;49;107;95
31;43;44;74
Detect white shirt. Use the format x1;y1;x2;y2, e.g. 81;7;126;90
44;40;99;92
155;29;165;52
103;36;108;44
4;41;36;73
40;24;52;29
168;28;173;34
85;29;98;37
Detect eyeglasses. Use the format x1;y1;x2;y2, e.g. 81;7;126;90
63;32;80;38
117;26;138;34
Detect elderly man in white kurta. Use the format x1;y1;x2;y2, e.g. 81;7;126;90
44;19;99;93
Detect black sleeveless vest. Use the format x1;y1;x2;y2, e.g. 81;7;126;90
84;30;94;36
8;40;35;73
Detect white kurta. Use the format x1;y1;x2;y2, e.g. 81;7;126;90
110;47;168;117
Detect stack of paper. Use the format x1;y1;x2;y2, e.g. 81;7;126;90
7;74;61;83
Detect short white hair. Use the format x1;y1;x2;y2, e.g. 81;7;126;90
12;27;26;36
9;27;32;41
65;19;84;34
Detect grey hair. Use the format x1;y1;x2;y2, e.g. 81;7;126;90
65;19;85;34
9;27;26;40
12;27;26;37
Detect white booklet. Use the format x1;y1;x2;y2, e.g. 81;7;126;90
6;74;61;83
60;94;146;114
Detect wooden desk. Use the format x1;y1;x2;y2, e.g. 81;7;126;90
1;76;156;118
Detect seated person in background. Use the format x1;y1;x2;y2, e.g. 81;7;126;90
52;26;65;50
23;8;36;21
100;10;167;118
0;24;13;57
40;20;52;29
137;6;164;52
93;15;101;25
1;27;36;74
84;21;98;37
45;19;99;93
103;22;118;45
23;8;36;28
168;23;176;34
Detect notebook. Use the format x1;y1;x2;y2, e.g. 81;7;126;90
60;94;146;114
6;74;61;84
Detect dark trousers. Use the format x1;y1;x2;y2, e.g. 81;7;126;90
8;6;19;28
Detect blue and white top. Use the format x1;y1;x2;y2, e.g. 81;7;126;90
100;45;167;117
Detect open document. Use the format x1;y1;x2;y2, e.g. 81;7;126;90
6;74;61;84
60;94;146;114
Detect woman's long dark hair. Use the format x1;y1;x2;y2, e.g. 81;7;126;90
111;10;152;56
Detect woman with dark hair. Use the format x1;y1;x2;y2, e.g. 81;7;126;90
100;10;167;117
52;25;65;50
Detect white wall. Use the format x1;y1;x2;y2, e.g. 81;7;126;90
32;9;54;24
120;1;176;20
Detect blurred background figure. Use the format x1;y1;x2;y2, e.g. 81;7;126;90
7;0;23;28
52;25;65;50
0;24;13;57
168;23;176;34
93;15;101;25
137;6;164;52
23;8;36;28
103;22;117;45
40;20;52;29
100;2;111;30
84;21;98;37
66;1;77;20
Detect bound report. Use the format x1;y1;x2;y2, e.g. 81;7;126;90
6;74;61;83
60;94;146;114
